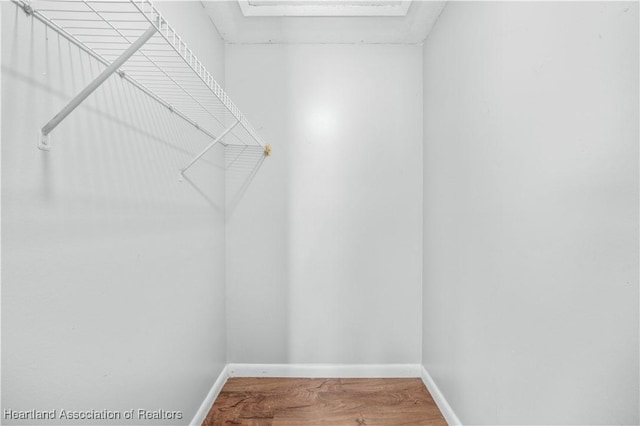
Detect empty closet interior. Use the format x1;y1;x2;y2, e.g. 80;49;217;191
2;0;638;425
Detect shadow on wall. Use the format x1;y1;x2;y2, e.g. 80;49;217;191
2;3;229;421
4;1;269;229
225;144;267;215
2;1;227;215
180;171;224;213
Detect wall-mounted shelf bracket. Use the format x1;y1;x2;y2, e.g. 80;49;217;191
38;23;158;151
19;0;269;155
179;120;240;180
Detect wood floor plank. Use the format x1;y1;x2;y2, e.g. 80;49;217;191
202;378;447;426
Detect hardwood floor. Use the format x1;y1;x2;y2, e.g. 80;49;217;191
202;378;447;426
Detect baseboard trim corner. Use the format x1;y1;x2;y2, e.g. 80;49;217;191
189;365;229;426
189;364;458;425
420;365;462;426
227;363;422;378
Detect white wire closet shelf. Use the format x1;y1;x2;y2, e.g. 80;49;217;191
13;0;270;174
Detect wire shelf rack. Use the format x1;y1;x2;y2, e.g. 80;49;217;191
13;0;270;167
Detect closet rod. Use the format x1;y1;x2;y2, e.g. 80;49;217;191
39;23;158;150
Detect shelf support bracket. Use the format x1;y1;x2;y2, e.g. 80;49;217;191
179;120;240;179
38;24;158;150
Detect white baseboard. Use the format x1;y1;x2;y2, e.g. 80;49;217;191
190;364;459;426
189;365;229;426
420;365;462;426
227;363;422;378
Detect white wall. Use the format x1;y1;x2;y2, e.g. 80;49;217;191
422;2;639;424
1;2;227;424
225;45;423;364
